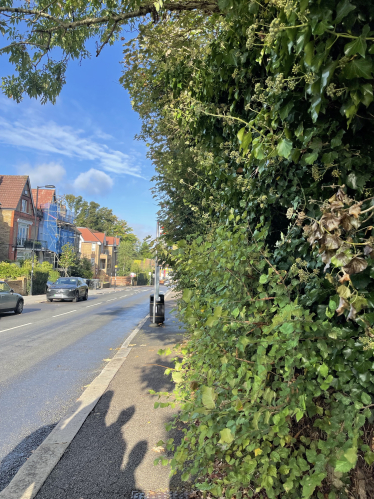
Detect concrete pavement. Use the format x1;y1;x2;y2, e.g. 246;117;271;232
0;286;165;494
1;292;190;498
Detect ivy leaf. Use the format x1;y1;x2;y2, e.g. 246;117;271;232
277;138;293;158
344;59;373;80
344;37;367;58
361;83;374;107
232;307;240;318
365;451;374;465
361;392;371;405
344;447;358;465
343;257;367;275
283;480;294;492
302;150;318;165
172;371;183;383
182;289;193;303
335;0;356;23
319;364;328;378
237;127;246;142
335;458;354;472
241;132;252;154
202;386;216;409
302;472;327;498
337;285;351;299
219;428;234;444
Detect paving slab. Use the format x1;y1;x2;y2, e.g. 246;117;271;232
33;295;186;499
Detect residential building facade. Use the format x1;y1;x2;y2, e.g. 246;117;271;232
0;175;43;261
32;189;80;266
77;227;119;279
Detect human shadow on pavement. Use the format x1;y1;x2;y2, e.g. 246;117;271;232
35;392;147;499
0;423;57;492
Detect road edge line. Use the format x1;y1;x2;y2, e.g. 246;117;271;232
0;312;151;499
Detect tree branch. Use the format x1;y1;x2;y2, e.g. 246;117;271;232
0;1;220;35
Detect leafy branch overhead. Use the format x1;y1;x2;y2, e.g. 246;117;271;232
0;0;219;103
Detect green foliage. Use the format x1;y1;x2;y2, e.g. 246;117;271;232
0;262;26;279
119;0;374;497
137;237;153;259
117;239;138;276
64;194;134;239
73;257;94;279
58;243;77;277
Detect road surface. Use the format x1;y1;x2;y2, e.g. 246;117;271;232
0;286;164;491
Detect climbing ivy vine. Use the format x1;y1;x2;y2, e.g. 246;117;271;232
123;0;374;497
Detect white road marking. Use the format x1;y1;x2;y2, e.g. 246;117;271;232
52;310;77;318
86;302;103;308
107;298;116;302
0;323;32;333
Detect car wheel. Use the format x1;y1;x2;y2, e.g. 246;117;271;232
72;292;79;303
14;300;24;315
83;290;88;301
48;298;53;302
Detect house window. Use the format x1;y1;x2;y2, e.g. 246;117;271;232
24;188;29;195
21;200;28;213
17;225;28;245
92;243;96;251
100;260;106;270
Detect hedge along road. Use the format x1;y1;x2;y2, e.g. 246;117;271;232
0;286;166;492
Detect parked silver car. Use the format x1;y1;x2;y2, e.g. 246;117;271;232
0;281;24;314
46;277;88;302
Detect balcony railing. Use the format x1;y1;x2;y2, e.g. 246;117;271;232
16;238;48;250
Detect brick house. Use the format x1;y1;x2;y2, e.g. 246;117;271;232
77;227;119;279
0;175;41;261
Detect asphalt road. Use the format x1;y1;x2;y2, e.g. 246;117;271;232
0;286;165;492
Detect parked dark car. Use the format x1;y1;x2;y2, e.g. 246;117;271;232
45;280;55;293
0;280;24;314
46;277;88;302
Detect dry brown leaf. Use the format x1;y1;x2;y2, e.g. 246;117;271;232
339;273;351;283
336;297;350;316
347;304;357;321
152;446;165;453
343;257;368;275
349;203;362;218
320;213;341;231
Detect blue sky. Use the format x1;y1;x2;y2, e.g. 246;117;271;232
0;35;158;240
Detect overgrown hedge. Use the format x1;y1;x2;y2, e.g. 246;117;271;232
0;261;60;294
123;0;374;497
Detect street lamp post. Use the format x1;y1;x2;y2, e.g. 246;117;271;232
152;221;160;323
29;185;55;296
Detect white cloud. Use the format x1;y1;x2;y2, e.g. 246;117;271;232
17;163;66;188
73;169;114;196
0;116;143;178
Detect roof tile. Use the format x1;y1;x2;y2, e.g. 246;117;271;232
0;175;30;209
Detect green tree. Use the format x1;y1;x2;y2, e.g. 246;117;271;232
137;236;153;259
117;239;138;276
65;194;134;238
58;243;77;277
0;0;218;103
